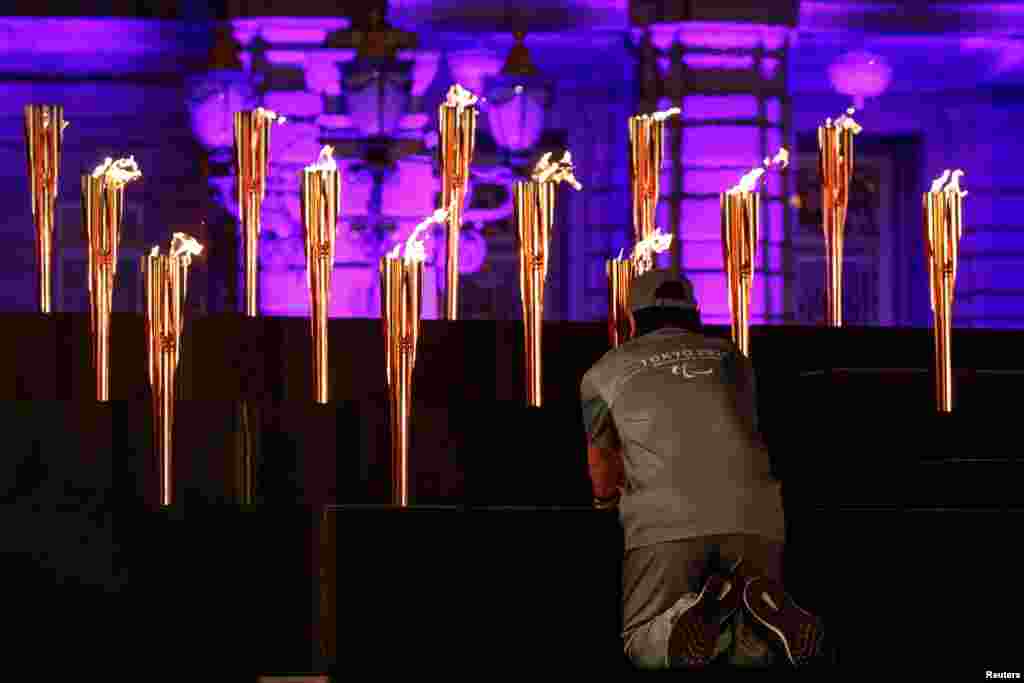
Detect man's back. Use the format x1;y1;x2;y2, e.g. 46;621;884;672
581;328;784;551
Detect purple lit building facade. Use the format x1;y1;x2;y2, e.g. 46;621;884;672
0;1;1021;328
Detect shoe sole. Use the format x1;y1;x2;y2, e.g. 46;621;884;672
667;575;732;667
742;577;822;667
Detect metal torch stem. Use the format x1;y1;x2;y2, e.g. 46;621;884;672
244;193;260;317
95;270;111;401
515;181;552;407
819;126;853;328
444;189;463;320
722;192;758;357
302;169;339;405
312;295;328;404
439;103;476;321
382;258;420;507
35;206;53;313
925;192;961;413
607;261;619;349
143;254;185;508
84;177;122;403
606;259;633;349
25;105;62;314
823;203;845;328
934;287;953;412
158;344;175;507
392;347;411;507
236;111;273;318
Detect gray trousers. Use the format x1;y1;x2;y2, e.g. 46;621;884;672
622;533;785;669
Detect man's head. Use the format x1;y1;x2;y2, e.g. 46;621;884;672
627;269;702;337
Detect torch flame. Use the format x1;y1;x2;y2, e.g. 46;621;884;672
401;207;449;263
170;232;204;259
928;168;967;196
91;156;142;186
943;169;967;197
40;109;69;131
532;152;553;177
651;106;681;122
617;248;625;261
633;227;673;261
728;168;766;194
531;150;583;190
150;246;159;258
255;107;286;125
306;145;337;173
930;169;952;194
387;243;402;260
729;147;787;193
827;107;863;135
765;147;789;170
445;83;479;110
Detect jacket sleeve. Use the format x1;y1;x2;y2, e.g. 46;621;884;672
580;368;621;451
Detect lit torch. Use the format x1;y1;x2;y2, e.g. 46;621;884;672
817;108;862;327
629;107;679;249
438;84;479;320
516;151;582;406
83;156;142;401
381;207;447;506
234;107;284;317
924;169;967;412
605;228;673;348
721;149;787;357
142;232;203;506
24;105;68;313
301;145;340;405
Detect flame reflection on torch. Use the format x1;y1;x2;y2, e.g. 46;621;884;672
924;169;967;412
234;108;282;317
301;146;340;405
380;210;441;507
142;233;202;506
83;156;142;402
439;84;478;320
817;108;861;327
24;105;66;314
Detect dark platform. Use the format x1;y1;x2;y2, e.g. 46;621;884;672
0;315;1020;674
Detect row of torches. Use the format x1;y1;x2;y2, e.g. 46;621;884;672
24;91;965;506
609;105;966;417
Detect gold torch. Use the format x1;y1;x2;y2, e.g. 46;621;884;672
24;105;67;313
234;107;284;317
515;152;582;406
924;169;967;413
301;146;340;405
606;228;673;348
817;108;862;327
83;157;142;402
629;108;678;246
381;208;449;507
438;83;478;320
721;149;788;357
142;233;203;507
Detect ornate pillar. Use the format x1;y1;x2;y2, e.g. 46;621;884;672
633;2;798;325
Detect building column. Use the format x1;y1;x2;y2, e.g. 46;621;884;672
633;6;797;325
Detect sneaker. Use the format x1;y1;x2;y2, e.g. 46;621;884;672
667;574;735;668
742;576;823;667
